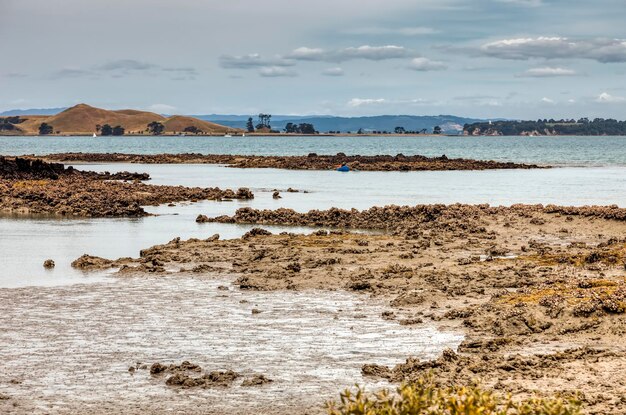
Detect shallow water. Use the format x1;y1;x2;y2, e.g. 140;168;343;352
0;276;463;414
2;162;626;288
2;134;626;166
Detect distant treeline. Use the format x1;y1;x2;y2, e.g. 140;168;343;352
464;118;626;136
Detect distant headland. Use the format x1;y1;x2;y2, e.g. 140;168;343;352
0;104;236;136
2;104;626;136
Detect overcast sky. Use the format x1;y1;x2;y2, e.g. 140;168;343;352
1;0;626;118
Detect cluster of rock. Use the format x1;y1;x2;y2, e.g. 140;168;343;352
206;204;626;237
0;156;253;217
43;152;543;171
146;361;272;389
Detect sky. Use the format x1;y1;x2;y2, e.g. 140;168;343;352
1;0;626;119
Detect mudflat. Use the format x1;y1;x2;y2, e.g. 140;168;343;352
0;156;253;217
68;203;626;414
41;152;544;171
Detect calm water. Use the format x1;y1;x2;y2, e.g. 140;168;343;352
2;135;626;166
2;162;626;288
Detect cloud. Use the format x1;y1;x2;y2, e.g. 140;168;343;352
49;67;95;79
47;60;198;81
287;45;412;62
407;57;447;71
147;104;177;114
518;67;577;77
347;97;433;107
259;66;298;77
322;67;345;76
344;26;439;36
480;37;626;63
98;59;157;71
348;98;387;107
2;72;28;79
220;54;294;69
595;92;625;103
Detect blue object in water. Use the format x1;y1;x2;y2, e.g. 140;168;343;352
337;165;350;172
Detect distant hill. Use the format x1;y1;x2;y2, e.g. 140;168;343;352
197;115;483;134
1;106;485;135
0;107;67;116
1;104;235;135
465;118;626;136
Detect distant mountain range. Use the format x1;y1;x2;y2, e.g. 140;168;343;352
197;115;483;134
2;107;484;134
0;107;68;116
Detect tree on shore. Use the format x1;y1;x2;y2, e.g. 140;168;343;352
183;126;202;134
38;123;54;135
284;122;318;134
100;124;113;136
394;126;406;134
112;125;125;136
433;125;442;134
147;121;165;135
246;117;255;133
256;114;272;130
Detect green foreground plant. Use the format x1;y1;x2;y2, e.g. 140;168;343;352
326;377;581;415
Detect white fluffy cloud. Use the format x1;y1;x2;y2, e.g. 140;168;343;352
287;45;412;62
408;57;447;71
480;37;626;63
220;54;294;69
347;98;387;107
595;92;625;103
347;97;432;107
259;66;298;77
519;67;577;77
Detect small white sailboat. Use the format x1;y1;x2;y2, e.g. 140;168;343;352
224;133;232;138
93;133;97;138
242;133;246;137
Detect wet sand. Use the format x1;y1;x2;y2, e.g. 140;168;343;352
40;152;544;171
0;276;462;415
72;204;626;414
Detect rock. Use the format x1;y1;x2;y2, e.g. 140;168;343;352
43;259;55;269
251;308;262;314
71;254;113;270
236;188;254;199
243;228;272;239
196;214;210;223
362;364;392;379
272;191;281;199
150;363;168;375
241;374;273;386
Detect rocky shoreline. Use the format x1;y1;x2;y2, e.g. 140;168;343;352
0;156;253;217
74;203;626;414
40;152;545;171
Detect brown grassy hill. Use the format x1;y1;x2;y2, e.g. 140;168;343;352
162;115;233;134
13;104;236;135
